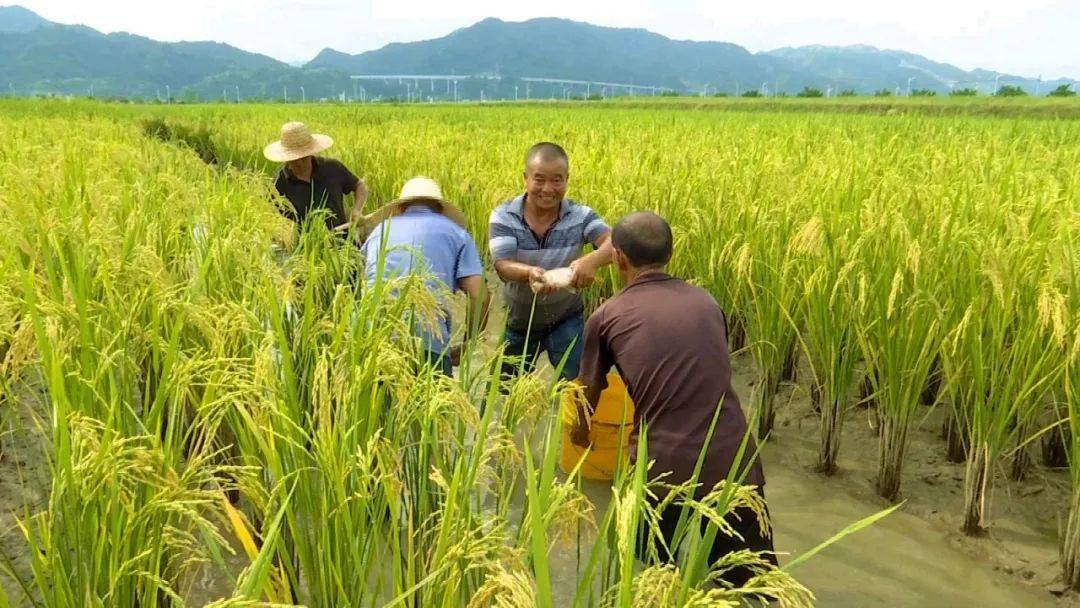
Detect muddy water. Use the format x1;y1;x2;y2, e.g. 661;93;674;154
536;343;1070;607
543;466;1056;607
2;302;1074;606
764;457;1055;607
732;356;1067;607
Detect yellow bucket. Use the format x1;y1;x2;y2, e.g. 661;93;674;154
560;374;635;480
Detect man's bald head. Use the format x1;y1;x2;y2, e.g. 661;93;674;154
612;212;673;268
524;142;569;171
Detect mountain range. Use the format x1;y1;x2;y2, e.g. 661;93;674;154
1;5;1074;101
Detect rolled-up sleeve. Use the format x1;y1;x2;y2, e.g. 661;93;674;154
578;306;612;392
581;207;610;247
456;234;484;281
489;210;519;262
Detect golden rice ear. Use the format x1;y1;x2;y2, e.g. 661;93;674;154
560;380;588;426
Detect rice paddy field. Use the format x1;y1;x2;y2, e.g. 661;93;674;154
0;97;1078;606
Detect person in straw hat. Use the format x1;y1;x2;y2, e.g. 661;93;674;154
361;177;489;376
265;121;368;233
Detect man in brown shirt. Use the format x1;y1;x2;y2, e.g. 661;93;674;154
572;211;775;586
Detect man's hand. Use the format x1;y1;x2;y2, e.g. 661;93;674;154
355;181;369;209
567;383;593;448
569;418;591;448
449;344;462;367
569;257;599;289
529;266;557;295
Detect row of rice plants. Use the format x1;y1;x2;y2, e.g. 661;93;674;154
0;103;846;605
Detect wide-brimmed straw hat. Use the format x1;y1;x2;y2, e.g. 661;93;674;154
362;177;469;235
263;121;333;162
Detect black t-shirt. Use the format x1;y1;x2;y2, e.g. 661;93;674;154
273;156;360;229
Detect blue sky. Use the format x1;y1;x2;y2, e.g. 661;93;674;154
19;0;1080;79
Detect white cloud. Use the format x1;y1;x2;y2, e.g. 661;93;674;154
695;0;1060;37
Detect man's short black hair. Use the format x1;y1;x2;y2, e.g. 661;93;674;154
612;212;674;268
525;142;569;169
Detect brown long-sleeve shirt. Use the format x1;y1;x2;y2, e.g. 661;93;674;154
578;270;765;495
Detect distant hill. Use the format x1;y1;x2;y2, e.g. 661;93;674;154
1;6;1074;100
764;45;1071;95
0;5;295;98
0;5;47;32
309;17;1075;97
308;17;790;92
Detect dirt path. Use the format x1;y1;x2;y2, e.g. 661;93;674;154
0;379;49;606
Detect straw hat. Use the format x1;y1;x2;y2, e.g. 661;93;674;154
362;177;469;235
263;122;333;162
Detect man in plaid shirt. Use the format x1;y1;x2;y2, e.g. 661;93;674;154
488;142;613;381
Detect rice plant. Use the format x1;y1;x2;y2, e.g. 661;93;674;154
733;214;802;440
793;219;861;474
1;98;1077;604
853;227;941;502
1059;231;1080;590
942;263;1064;534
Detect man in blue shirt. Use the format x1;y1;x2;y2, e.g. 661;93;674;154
362;177;489;375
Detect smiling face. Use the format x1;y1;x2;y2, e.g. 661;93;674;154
523;156;569;214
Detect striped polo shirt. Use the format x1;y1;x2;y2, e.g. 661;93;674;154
489;195;610;332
